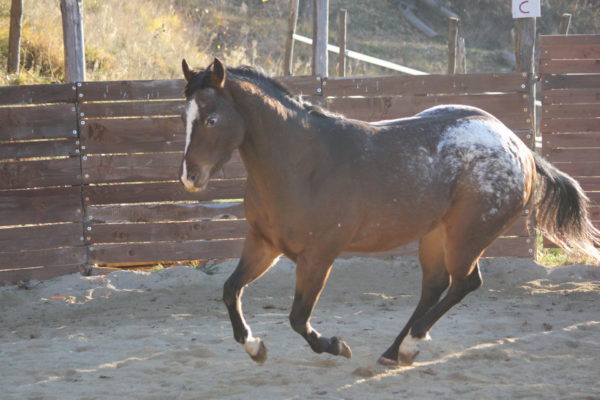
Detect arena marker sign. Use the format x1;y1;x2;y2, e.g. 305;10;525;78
512;0;541;18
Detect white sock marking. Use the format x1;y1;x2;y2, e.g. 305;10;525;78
243;330;262;357
399;332;431;355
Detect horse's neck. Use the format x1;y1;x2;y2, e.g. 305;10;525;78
231;82;324;185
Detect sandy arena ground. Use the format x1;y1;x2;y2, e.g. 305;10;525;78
1;257;599;400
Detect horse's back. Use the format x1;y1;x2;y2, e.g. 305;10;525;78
369;104;490;128
349;104;535;249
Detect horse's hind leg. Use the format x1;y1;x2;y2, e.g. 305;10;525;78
392;199;515;365
400;260;482;364
223;229;281;363
289;253;352;358
379;225;450;366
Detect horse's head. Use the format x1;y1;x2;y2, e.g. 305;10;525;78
180;58;245;192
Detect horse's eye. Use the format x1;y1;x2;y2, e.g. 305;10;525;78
205;115;217;127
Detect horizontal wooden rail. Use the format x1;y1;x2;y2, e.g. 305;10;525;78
293;33;427;76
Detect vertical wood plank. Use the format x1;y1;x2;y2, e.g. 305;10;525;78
457;36;467;74
515;17;537;257
559;13;571;35
515;18;536;74
61;0;86;82
284;0;300;76
7;0;23;74
337;9;347;77
447;17;459;75
312;0;329;78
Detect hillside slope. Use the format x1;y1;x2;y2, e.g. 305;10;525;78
0;0;598;84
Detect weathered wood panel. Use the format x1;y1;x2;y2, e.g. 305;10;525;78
540;35;600;250
0;157;81;189
83;179;246;205
345;236;532;259
0;104;78;140
0;83;76;106
540;34;600;47
0;139;79;160
79;79;185;102
87;202;244;224
82;153;245;183
483;237;533;258
77;76;317;103
574;177;600;192
551;162;600;178
546;148;600;163
542;89;600;105
539;44;600;60
89;238;245;264
0;186;83;225
322;73;527;97
325;94;530;130
504;217;531;237
540;59;600;75
81;117;184;154
0;246;86;270
590;206;600;221
543;75;600;91
544;133;600;148
584;191;600;204
0;223;83;252
276;75;322;96
89;219;247;244
542;103;600;119
80;100;184;119
541;118;600;133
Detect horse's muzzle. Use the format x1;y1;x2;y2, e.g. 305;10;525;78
180;163;210;193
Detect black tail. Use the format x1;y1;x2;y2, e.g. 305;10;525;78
533;153;600;261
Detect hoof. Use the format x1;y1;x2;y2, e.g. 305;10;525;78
337;339;352;359
244;337;267;364
399;350;419;366
250;341;267;364
377;350;419;368
377;356;400;368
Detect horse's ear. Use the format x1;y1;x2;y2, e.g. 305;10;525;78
210;57;226;89
182;59;194;83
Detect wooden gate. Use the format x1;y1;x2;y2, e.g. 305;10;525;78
540;34;600;245
0;72;535;284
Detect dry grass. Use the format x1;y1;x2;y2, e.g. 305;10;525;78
0;0;599;84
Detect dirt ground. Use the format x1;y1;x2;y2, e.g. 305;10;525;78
1;257;599;400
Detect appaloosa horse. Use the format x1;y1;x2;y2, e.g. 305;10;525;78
179;58;599;366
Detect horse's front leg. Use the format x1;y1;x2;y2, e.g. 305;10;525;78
223;229;281;363
289;253;352;359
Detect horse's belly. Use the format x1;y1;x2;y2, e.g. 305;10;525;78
345;210;442;253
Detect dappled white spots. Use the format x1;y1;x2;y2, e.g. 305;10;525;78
437;118;526;216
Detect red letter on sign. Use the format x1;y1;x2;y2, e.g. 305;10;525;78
519;0;531;14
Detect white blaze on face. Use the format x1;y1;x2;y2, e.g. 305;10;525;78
181;99;199;189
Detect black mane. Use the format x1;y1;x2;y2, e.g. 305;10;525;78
184;64;340;118
184;64;292;98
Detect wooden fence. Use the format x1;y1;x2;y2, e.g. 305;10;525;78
1;72;535;283
0;84;86;282
540;34;600;244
